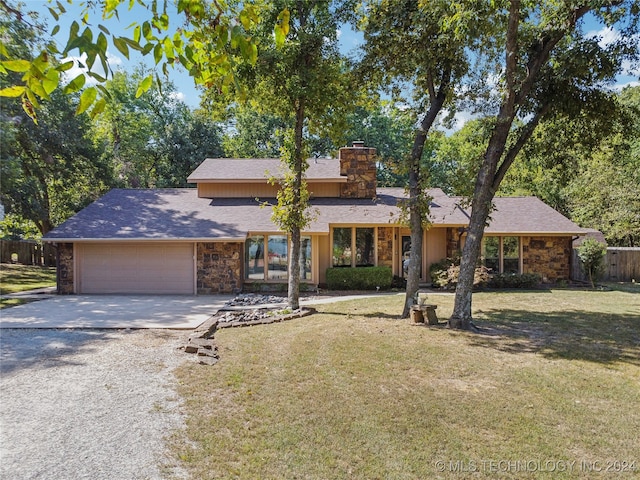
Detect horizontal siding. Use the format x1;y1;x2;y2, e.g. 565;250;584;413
197;182;341;198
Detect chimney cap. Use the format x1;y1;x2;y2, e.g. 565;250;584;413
352;141;365;148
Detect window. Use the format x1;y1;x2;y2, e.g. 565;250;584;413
503;236;520;274
245;234;313;281
268;235;288;280
356;228;375;266
246;235;265;280
483;237;500;273
300;236;312;280
482;236;520;274
333;227;352;266
332;227;376;267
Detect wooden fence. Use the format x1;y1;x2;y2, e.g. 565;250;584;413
0;240;57;267
571;247;640;283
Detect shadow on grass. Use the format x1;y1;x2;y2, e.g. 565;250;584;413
468;309;640;366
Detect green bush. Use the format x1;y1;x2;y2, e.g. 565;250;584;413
577;239;607;288
326;266;393;290
489;273;541;289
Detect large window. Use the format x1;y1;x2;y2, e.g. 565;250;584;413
268;235;288;280
482;236;520;274
502;236;520;274
333;228;352;266
332;227;376;267
246;235;265;280
245;235;313;281
356;228;374;266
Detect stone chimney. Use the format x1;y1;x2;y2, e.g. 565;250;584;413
339;142;377;199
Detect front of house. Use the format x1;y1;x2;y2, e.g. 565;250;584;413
44;143;585;295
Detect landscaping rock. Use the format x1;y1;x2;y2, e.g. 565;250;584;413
181;294;316;365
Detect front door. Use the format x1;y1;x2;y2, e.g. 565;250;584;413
401;235;422;278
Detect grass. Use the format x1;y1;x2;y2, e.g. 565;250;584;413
170;287;640;479
0;263;56;308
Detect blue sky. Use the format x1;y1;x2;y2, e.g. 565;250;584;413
23;1;639;115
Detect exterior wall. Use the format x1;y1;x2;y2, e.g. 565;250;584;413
522;236;572;281
57;243;74;294
197;242;243;294
339;146;377;199
197;182;341;199
318;235;331;285
425;228;447;281
377;227;394;268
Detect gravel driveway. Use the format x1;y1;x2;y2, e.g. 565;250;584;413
0;328;190;480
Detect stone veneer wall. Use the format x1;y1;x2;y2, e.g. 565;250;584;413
197;242;243;294
522;236;572;281
377;227;394;268
339;146;377;199
57;243;74;294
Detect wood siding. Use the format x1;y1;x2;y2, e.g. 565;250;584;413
197;182;341;198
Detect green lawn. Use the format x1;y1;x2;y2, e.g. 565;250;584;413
170;286;640;479
0;263;57;308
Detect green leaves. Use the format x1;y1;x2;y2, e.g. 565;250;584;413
1;59;31;72
76;87;97;115
274;9;290;48
0;86;26;97
135;75;153;98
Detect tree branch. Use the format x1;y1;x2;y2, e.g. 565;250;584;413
492;102;551;190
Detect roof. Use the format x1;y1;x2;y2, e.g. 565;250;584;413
483;196;585;235
43;188;585;241
187;158;346;183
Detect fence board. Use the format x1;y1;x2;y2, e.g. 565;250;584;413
0;240;57;267
572;247;640;283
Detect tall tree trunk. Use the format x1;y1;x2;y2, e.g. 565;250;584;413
287;102;305;310
448;0;569;329
402;156;424;318
401;69;452;318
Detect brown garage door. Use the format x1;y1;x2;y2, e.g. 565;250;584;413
78;243;195;294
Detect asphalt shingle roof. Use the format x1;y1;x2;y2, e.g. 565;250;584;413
44;188;584;241
187;158;346;183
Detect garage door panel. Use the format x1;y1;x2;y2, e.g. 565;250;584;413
79;243;195;294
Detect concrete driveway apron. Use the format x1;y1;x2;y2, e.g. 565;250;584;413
0;295;233;329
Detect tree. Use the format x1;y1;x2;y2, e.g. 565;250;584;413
0;0;267;121
216;0;352;310
341;102;415;187
93;69;223;188
360;0;495;317
222;105;288;158
577;238;607;288
0;9;109;235
0;88;110;234
449;0;639;329
567;87;640;247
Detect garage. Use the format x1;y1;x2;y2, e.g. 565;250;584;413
77;243;195;294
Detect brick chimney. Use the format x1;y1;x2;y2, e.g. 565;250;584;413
339;142;377;199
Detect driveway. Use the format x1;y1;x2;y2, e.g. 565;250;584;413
0;295;233;329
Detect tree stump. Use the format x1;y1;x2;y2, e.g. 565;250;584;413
423;304;439;325
410;306;424;323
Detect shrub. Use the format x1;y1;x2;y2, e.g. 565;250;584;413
577;239;607;288
429;257;490;290
489;273;541;289
326;266;393;290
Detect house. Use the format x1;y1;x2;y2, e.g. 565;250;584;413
43;143;585;295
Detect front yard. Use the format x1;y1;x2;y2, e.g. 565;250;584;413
171;286;640;479
0;263;56;309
